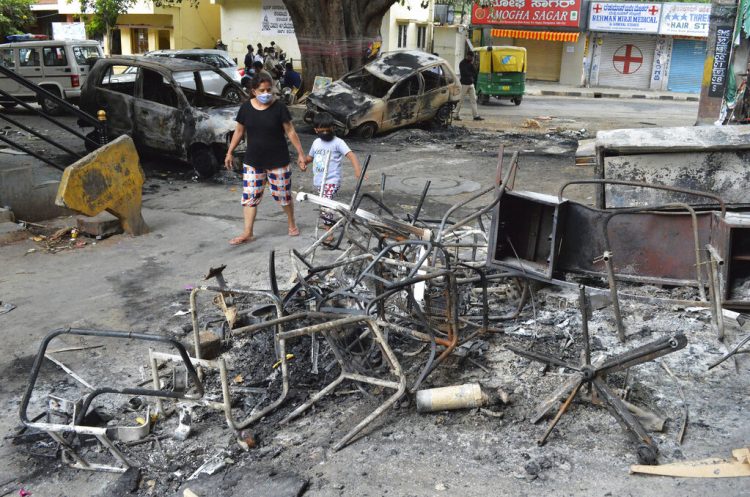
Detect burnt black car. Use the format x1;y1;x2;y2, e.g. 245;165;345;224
79;56;245;177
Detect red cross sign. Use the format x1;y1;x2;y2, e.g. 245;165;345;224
648;5;659;15
593;3;602;13
613;45;643;74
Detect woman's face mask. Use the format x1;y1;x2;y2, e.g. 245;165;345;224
256;92;273;104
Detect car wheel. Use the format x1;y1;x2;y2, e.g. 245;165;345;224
1;102;18;109
191;145;219;179
356;122;377;139
513;96;523;106
222;85;242;103
478;93;490;105
39;87;65;116
433;103;453;127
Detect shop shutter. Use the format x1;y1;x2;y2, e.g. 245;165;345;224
514;39;562;81
596;34;656;90
667;39;706;93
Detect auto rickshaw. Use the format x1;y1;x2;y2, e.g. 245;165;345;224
474;46;526;106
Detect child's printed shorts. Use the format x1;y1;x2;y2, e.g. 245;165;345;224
242;164;292;207
319;183;340;226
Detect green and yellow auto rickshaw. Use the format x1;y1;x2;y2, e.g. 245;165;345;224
475;46;527;106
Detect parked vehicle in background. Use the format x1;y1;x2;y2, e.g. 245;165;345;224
0;39;103;115
79;56;245;178
304;50;460;138
474;46;526;106
145;49;243;102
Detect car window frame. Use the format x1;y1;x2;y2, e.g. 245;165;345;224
42;46;68;67
72;45;101;65
421;65;447;93
97;63;139;97
387;72;423;100
137;67;181;109
0;48;15;68
18;47;40;67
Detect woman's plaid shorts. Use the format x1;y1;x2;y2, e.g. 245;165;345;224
242;164;292;206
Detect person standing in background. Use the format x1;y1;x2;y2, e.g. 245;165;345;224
243;45;254;73
454;52;483;121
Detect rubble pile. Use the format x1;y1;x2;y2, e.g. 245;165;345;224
11;150;749;495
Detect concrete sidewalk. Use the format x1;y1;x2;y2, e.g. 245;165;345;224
525;80;700;102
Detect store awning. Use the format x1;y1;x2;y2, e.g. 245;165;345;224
490;29;579;43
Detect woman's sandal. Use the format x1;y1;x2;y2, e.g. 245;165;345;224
288;227;300;237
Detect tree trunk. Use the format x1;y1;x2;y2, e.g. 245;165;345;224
283;0;398;91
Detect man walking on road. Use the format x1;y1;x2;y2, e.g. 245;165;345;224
454;52;483;121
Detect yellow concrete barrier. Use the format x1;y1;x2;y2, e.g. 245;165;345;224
56;135;149;236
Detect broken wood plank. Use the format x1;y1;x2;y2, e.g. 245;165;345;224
631;449;750;478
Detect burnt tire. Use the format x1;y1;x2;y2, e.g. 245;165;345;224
39;87;65;116
433;103;454;127
222;85;242;103
513;96;523;106
356;122;377;139
191;146;220;179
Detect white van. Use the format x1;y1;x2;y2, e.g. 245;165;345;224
0;39;104;115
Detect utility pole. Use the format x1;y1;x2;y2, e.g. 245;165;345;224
696;0;738;124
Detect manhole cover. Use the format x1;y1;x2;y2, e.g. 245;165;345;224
393;176;481;196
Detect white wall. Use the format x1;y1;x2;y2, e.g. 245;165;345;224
559;37;586;86
218;0;301;67
57;0;155;15
433;25;464;73
381;0;433;53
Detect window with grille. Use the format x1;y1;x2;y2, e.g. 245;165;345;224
417;26;427;49
131;28;149;54
397;24;408;49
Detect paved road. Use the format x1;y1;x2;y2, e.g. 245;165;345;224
457;94;699;133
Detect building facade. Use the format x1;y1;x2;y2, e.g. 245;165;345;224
216;0;434;71
57;0;221;55
587;2;709;93
470;0;587;84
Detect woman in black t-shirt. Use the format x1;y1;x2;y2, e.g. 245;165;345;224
224;73;306;245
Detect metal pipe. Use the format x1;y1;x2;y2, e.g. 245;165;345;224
19;328;204;428
558;178;727;218
0;88;101;147
0;132;63;170
0;112;82;158
579;285;591;365
602;251;626;342
411;180;431;225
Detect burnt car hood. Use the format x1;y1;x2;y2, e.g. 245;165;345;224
194;105;239;137
308;81;378;121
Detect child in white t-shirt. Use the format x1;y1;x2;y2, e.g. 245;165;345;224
303;112;363;227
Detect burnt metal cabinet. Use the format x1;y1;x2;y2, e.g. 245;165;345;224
487;190;568;279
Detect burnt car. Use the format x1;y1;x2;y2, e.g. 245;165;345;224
79;56;246;177
304;51;461;138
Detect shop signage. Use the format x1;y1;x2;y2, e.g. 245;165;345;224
589;3;661;33
51;22;87;41
659;3;710;37
708;25;733;97
471;0;582;29
260;0;295;36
